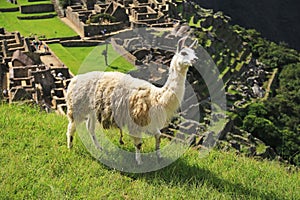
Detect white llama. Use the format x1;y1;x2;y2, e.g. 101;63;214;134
66;36;198;165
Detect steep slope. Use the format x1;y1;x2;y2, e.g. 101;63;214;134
194;0;300;50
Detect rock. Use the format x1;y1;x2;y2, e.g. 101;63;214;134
251;84;265;98
11;87;32;101
247;145;256;156
229;140;241;151
187;134;197;146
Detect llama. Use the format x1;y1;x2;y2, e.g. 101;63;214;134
65;36;198;165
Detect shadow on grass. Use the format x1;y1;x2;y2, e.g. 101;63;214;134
120;157;283;200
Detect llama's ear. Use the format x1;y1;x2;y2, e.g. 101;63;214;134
189;39;198;49
176;36;188;53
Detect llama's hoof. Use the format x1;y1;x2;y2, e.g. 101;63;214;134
96;146;103;151
119;139;125;145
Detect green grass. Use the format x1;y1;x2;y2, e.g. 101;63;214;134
0;0;51;8
189;16;201;27
17;0;51;6
17;11;57;17
48;43;135;75
0;0;18;8
0;11;77;38
0;103;299;199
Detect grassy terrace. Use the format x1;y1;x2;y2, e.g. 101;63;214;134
0;11;77;39
0;1;18;8
16;0;51;6
0;103;299;199
48;44;135;74
0;0;51;8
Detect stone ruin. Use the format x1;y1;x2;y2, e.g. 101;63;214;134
0;28;72;114
65;0;179;37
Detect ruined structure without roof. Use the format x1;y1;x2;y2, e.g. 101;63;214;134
0;28;72;114
65;0;179;37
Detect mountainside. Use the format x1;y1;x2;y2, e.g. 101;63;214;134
195;0;300;51
179;1;300;166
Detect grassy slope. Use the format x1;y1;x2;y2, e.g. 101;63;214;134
0;103;299;199
48;43;135;74
0;12;77;38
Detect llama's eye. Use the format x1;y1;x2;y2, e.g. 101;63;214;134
181;51;188;56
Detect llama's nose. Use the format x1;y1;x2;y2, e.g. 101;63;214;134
192;56;198;63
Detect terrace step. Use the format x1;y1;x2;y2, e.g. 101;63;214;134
6;38;17;44
8;43;23;49
0;35;15;40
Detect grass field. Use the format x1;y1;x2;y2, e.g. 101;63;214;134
0;0;51;7
0;103;299;199
17;0;51;6
0;11;77;39
48;43;135;74
0;0;18;8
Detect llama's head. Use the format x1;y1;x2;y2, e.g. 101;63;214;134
172;36;198;72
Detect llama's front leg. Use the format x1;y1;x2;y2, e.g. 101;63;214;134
66;120;76;149
155;130;162;162
133;136;143;165
86;113;102;151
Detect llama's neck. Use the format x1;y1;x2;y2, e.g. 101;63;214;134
159;56;188;113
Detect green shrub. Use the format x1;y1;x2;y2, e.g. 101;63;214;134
88;13;117;24
59;0;71;8
243;115;282;148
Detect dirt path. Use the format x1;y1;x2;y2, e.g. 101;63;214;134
40;53;63;68
60;17;84;38
262;68;278;101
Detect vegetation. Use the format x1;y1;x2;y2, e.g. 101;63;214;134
0;103;299;199
58;0;71;9
0;0;51;7
87;13;117;24
48;43;135;74
0;0;18;8
0;1;299;198
233;26;300;166
17;0;51;6
0;11;77;39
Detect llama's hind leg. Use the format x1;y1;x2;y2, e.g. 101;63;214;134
86;113;102;151
66;120;76;149
119;128;124;145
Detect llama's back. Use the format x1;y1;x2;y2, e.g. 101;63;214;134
66;71;154;125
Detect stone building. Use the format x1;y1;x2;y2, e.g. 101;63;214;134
65;0;179;37
0;28;72;114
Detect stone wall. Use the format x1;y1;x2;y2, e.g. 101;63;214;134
60;40;103;47
0;7;19;12
83;22;126;37
65;6;86;36
111;38;136;65
20;4;54;14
